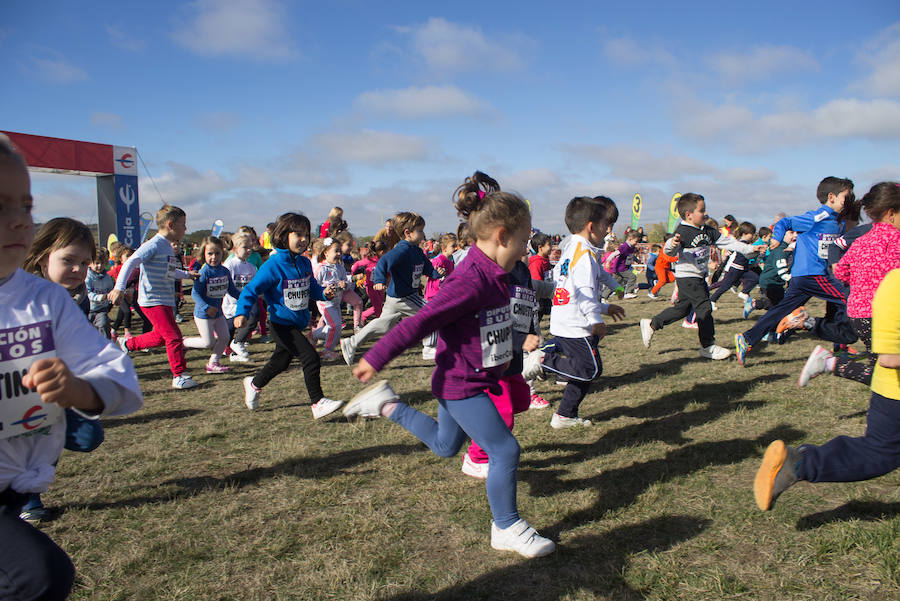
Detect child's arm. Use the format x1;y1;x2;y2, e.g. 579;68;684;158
191;268;215;317
226;271;241;300
715;235;758;256
86;276;107;305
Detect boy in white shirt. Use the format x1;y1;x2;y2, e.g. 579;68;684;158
223;231;258;362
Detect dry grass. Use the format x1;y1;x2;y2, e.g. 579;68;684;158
39;290;900;600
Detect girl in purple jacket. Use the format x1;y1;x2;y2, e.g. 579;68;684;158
342;172;555;559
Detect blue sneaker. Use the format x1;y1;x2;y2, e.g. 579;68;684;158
761;332;772;343
735;333;750;366
743;297;754;319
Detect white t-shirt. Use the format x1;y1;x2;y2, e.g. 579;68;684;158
222;256;258;320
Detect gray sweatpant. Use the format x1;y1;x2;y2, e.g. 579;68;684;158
344;293;428;356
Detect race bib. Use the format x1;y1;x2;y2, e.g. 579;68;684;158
411;263;423;289
479;305;512;368
234;273;252;290
510;286;536;333
282;277;309;311
685;246;709;267
0;321;63;440
206;276;228;299
543;269;553;282
817;233;838;259
166;256;178;280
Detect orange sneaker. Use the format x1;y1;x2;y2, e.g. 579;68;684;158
776;306;809;334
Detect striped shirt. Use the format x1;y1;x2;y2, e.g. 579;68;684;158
114;234;190;307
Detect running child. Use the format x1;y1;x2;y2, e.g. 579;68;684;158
640;193;758;360
743;230;795;324
351;240;387;324
603;230;640;299
183;236;241;373
735;177;859;366
522;196;626;428
342;186;556;558
109;205;199;389
649;242;677;298
421;233;457;361
339;211;443;365
335;231;363;332
798;182;900;387
86;248;115;338
0;136;142;596
708;221;760;307
233;212;344;418
312;238;347;361
223;230;258;362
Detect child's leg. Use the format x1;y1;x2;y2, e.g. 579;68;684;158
389;394;521;528
468;375;528;463
621;269;637;293
234;303;260;344
650;280;695;331
709;269;740;301
542;337;601;418
833;317;876;385
129;305;186;376
345;295;419;352
809;275;857;345
183;317;216;349
256;299;268;336
741;278;813;347
211;315;230;357
315;304;342;351
740;271;759;295
255;321;325;402
343;289;363;328
678;279;715;348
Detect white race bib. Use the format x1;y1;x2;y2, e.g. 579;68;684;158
817;233;838;259
234;273;252;290
685;246;709;267
282;277;310;311
479;305;512;368
510;286;536;333
0;321;63;440
206;275;228;299
411;263;423;289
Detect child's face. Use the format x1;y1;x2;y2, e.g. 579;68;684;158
740;231;754;242
583;219;610;247
233;239;252;260
539;241;551;257
42;243;92;290
442;241;457;256
761;234;772;244
496;222;532;272
405;226;425;245
828;189;850;213
325;245;340;263
90;259;107;273
204;245;223;266
288;231;309;254
783;230;797;244
684;200;707;227
340;241;351;254
626;235;640;246
165;216;187;241
0;159;35;279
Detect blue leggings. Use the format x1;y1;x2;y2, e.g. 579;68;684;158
389;393;521;528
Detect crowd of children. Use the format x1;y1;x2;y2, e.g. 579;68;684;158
3;127;900;595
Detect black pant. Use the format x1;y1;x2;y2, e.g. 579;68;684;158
541;336;602;418
0;488;74;601
709;268;758;302
651;277;715;348
252;321;324;403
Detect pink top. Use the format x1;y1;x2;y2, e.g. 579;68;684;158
833;222;900;318
424;254;454;300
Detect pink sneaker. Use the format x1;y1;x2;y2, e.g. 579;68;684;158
529;394;549;409
206;361;230;373
321;349;340;362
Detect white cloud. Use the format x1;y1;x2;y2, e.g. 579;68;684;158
708;45;818;82
29;56;88;83
855;22;900;97
106;24;145;52
171;0;297;60
408;17;529;72
311;130;430;164
601;37;675;68
91;112;124;129
354;85;487;118
562;144;717;181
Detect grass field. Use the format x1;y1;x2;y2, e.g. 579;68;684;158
39;291;900;600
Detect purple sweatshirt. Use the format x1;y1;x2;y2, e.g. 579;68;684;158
611;242;636;274
364;244;511;399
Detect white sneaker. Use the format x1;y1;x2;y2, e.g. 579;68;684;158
700;344;731;360
311;397;344;419
737;291;749;301
799;345;832;387
172;373;197;389
342;380;398;418
230;340;250;359
550;413;592;429
243;376;260;410
118;337;129;354
623;293;637;299
491;519;556;558
340;337;355;366
521;349;545;382
711;301;718;312
461;454;489;479
422;346;436;361
229;352;250;363
647;292;658;299
640;319;654;348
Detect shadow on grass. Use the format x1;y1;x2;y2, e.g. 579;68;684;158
796;501;900;530
597;356;698;389
71;443;422;511
102;409;205;429
521;424;805;538
378;514;710;601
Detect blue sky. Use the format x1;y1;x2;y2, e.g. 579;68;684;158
2;1;898;236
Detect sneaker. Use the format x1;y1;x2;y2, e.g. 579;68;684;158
258;335;271;344
743;296;755;319
550;413;592;429
623;293;637;299
422;346;436;361
172;373;198;389
229;351;250;363
647;292;658;299
682;319;698;329
700;344;731;360
737;291;749;301
174;313;184;323
761;332;772;343
491;519;556;558
798;345;833;387
529;394;549;409
243;376;259;410
311;397;344;419
776;306;809;334
118;337;130;354
734;333;750;366
340;337;355;366
711;301;718;312
640;319;654;348
342;380;399;418
754;440;802;510
19;506;53;524
206;361;230;373
321;349;340;362
554;379;568;386
230;340;249;358
461;454;489;479
521;349;545;382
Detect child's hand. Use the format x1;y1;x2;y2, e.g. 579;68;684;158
22;358;103;413
769;239;781;249
189;271;201;279
206;307;219;318
522;334;540;352
353;358;378;382
436;267;446;277
591;322;608;340
373;283;386;292
324;284;336;299
108;289;124;305
605;304;625;321
672;233;682;245
234;315;247;329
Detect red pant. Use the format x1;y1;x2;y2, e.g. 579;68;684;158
651;269;675;295
466;374;531;464
128;304;186;376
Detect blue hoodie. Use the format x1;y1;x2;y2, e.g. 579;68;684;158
192;263;240;319
773;205;844;277
371;239;438;298
235;249;325;329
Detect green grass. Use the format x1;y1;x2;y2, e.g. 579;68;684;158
41;291;900;600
